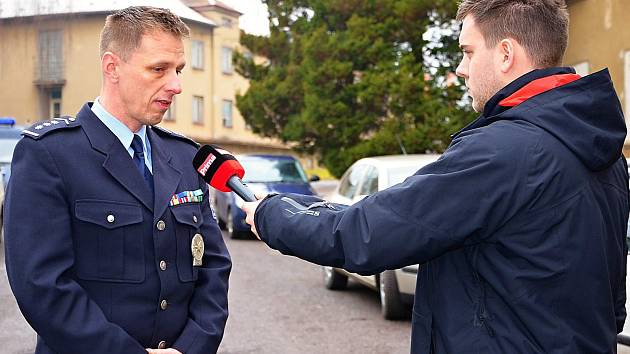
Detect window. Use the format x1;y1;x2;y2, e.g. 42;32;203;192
192;96;204;124
222;17;233;28
191;40;204;70
338;164;368;199
573;61;589;77
49;88;62;118
625;51;630;117
222;100;233;128
359;166;379;196
38;30;63;81
221;47;233;74
164;97;176;121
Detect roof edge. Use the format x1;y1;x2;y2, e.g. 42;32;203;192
0;10;216;29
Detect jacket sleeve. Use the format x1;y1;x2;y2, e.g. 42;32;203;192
173;180;231;354
254;132;528;274
3;138;147;354
616;214;629;333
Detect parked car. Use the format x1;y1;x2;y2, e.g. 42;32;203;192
323;154;440;320
0;117;23;244
211;154;318;239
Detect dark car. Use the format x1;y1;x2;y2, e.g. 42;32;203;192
0;117;24;243
211;154;318;238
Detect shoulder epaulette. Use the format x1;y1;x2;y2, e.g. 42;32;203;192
151;126;199;148
21;116;81;140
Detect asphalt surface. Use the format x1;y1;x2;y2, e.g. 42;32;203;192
218;235;411;354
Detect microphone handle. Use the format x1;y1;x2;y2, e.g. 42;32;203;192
226;175;257;202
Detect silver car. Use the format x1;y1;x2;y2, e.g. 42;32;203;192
323;154;440;320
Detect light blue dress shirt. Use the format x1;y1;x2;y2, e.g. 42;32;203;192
91;98;153;173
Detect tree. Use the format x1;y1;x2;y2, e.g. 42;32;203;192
235;0;476;177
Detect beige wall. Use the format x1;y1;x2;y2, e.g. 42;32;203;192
183;6;287;154
564;0;630;145
0;16;102;124
0;10;289;157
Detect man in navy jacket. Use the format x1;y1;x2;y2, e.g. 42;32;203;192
243;0;629;352
4;7;231;354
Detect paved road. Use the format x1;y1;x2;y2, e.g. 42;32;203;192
0;247;36;353
218;235;410;354
3;234;630;353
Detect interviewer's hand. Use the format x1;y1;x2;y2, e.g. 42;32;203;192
146;348;182;354
241;194;267;240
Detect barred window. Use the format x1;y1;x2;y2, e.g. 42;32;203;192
38;30;63;81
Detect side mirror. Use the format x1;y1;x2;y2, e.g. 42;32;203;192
309;175;321;182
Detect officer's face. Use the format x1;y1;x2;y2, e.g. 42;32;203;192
117;31;185;131
455;16;503;113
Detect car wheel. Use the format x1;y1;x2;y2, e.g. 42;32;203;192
379;270;409;320
226;210;240;239
323;266;348;290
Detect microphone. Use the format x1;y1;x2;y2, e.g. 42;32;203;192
193;145;257;202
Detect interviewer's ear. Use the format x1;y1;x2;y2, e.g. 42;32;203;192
498;38;516;73
102;51;121;83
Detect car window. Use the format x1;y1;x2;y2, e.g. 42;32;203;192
239;156;308;183
359;166;379;196
0;124;23;190
338;164;368;199
387;165;421;187
0;138;20;163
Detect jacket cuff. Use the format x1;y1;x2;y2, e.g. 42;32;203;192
172;319;220;354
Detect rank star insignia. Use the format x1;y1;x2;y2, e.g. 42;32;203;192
191;233;204;266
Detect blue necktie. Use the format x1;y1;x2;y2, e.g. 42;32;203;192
131;135;154;195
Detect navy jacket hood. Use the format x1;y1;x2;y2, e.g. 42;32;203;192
458;67;626;171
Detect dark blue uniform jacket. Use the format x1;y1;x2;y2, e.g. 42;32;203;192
4;103;231;353
254;68;629;353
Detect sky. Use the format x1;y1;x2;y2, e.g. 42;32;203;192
221;0;270;36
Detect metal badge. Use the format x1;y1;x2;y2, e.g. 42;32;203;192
191;233;204;267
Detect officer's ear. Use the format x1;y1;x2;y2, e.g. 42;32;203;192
102;51;121;83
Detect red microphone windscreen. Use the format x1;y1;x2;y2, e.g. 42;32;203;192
193;145;245;192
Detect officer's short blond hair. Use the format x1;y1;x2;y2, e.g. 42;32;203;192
99;6;190;60
456;0;569;68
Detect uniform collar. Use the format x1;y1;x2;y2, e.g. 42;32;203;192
91;98;151;169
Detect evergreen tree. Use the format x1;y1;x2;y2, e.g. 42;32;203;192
235;0;476;177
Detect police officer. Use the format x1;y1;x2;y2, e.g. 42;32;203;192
4;6;231;354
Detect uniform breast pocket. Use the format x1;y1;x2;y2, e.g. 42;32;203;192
74;200;145;283
171;203;204;282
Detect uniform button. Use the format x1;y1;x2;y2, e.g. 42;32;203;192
193;215;198;223
157;341;166;349
159;260;167;271
160;299;168;310
157;220;166;231
107;214;115;223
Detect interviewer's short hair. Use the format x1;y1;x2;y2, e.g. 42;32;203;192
456;0;569;68
100;6;190;60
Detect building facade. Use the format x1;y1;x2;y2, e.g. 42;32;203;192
0;0;288;156
564;0;630;148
